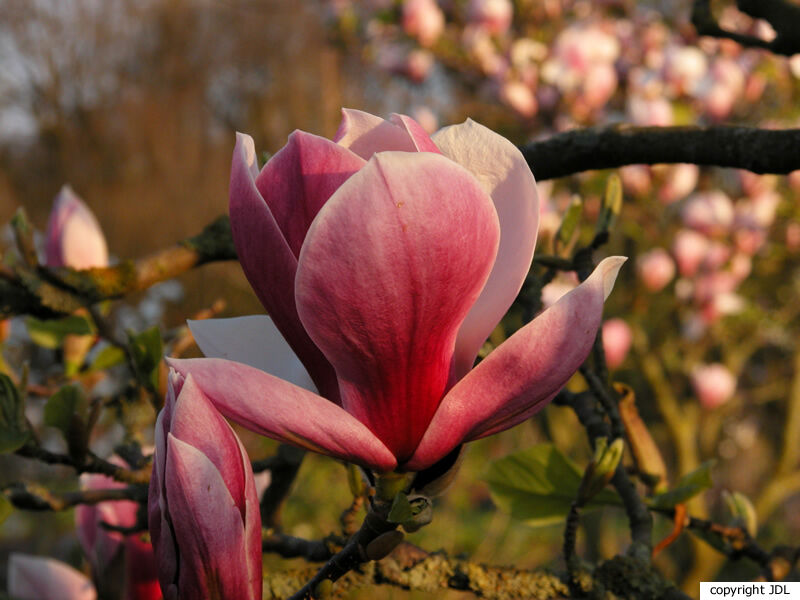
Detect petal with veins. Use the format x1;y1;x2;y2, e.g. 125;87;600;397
295;152;499;462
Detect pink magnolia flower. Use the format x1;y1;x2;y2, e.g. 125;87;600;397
468;0;513;35
174;109;625;473
691;363;736;409
655;163;699;205
682;191;735;235
500;80;538;118
148;371;261;600
7;554;97;600
626;95;673;127
76;458;161;600
636;248;675;292
602;318;632;369
45;185;108;269
672;229;710;277
664;45;708;96
402;0;445;47
76;458;139;572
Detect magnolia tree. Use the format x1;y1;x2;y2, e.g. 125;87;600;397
1;1;800;599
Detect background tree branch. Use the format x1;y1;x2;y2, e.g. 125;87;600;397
692;0;800;55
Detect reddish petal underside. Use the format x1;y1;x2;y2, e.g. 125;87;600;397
406;257;626;470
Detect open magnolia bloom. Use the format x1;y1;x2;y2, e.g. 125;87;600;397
175;109;625;473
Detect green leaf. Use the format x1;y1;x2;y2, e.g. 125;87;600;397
387;492;414;524
0;374;30;453
44;385;84;436
648;461;714;509
555;196;582;249
25;315;93;349
485;444;621;528
128;326;163;390
0;495;12;527
596;173;623;233
90;345;127;371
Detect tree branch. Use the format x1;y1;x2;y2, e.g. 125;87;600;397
522;125;800;181
14;445;151;485
691;0;800;56
3;482;144;511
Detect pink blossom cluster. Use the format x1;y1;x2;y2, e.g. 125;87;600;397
323;0;797;129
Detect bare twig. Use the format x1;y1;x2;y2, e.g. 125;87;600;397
4;482;144;511
14;445;151;485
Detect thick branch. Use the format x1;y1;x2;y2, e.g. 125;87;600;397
522;125;800;181
0;215;236;318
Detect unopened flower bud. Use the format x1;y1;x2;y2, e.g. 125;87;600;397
602;319;632;369
45;186;108;270
578;437;624;504
722;490;757;537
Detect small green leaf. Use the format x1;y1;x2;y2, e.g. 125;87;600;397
0;495;13;527
25;315;93;349
485;444;621;528
555;196;582;250
0;374;30;453
90;345;127;371
596;173;623;233
44;385;84;435
648;461;714;509
387;492;414;524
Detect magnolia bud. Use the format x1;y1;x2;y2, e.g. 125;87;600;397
602;319;632;369
578;437;624;504
45;186;108;269
149;370;262;600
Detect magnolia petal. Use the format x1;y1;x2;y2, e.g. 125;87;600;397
167;358;397;471
254;130;365;257
188;316;317;392
238;436;264;600
433;119;540;378
229;132;338;399
165;435;257;600
147;471;176;597
8;554;97;600
390;113;441;153
295;152;500;462
333;108;418;159
170;375;247;518
76;461;137;570
122;536;161;600
406;257;627;471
